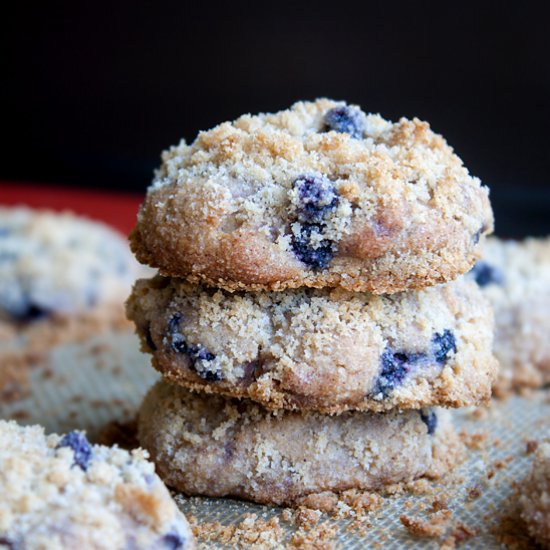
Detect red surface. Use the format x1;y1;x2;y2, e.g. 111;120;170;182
0;182;144;235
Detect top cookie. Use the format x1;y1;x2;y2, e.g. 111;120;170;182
131;98;493;293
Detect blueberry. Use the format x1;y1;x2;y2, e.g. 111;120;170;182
0;537;18;550
372;347;427;398
432;330;457;364
291;224;335;269
161;533;186;549
56;431;92;471
472;224;488;244
470;261;504;287
168;313;188;354
419;409;437;435
294;175;339;224
168;313;182;334
323;105;365;139
15;303;48;323
0;289;49;322
167;314;220;381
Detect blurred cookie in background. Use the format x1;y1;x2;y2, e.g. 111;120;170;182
520;441;550;548
0;419;194;549
0;207;147;400
468;236;550;394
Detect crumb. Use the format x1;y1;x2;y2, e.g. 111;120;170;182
189;511;336;549
191;514;284;547
405;478;433;495
449;523;477;545
400;510;453;537
294;508;322;529
468;406;490;420
41;368;54;380
518;387;536;399
460;430;488;450
338;489;383;514
295;489;382;517
111;365;123;376
525;440;539;454
89;342;112;356
431;499;449;512
281;509;293;523
289;521;337;549
296;492;338;513
10;409;30;420
281;507;322;530
492;456;513;470
467;485;483;500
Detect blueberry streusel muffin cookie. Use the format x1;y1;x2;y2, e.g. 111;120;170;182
138;381;462;507
520;441;550;548
127;275;497;414
0;207;143;399
0;420;194;549
130;98;493;294
468;236;550;392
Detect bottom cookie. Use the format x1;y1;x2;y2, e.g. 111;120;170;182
0;420;194;549
138;381;462;507
520;441;550;549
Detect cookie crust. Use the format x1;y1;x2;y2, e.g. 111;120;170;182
130;99;493;294
127;275;498;414
138;381;462;507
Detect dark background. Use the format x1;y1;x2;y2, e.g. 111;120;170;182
2;2;550;236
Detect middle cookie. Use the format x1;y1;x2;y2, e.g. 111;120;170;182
127;276;497;414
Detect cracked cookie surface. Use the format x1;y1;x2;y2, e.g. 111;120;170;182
138;381;462;507
0;420;194;549
127;275;497;414
130;98;493;293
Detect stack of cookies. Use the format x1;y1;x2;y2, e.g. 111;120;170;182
127;99;498;506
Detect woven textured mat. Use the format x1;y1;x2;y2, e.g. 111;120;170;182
1;331;548;549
